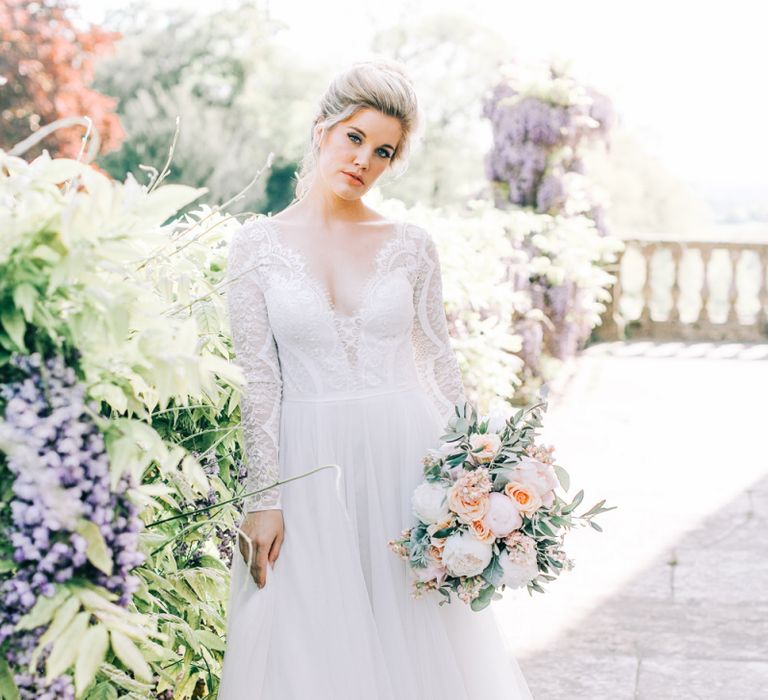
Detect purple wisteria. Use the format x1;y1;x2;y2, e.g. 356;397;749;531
481;63;615;233
0;353;145;694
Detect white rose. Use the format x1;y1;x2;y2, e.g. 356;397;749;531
412;481;450;525
437;441;459;456
499;550;539;589
441;530;494;577
468;433;501;463
482;492;523;538
485;405;513;434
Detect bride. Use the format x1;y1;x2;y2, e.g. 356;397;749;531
218;59;533;700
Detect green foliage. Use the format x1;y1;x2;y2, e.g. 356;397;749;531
93;0;323;217
0;147;261;697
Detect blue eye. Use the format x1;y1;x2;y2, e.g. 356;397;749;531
347;132;392;159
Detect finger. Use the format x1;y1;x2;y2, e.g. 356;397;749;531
236;527;255;571
254;546;271;588
267;537;281;568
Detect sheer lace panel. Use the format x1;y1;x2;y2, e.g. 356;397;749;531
226;222;283;512
411;230;467;425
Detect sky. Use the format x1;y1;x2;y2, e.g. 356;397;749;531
78;0;768;215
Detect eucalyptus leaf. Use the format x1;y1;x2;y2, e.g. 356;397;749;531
553;464;570;491
469;584;495;612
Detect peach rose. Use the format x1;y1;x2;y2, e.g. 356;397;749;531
469;518;496;543
448;470;492;524
504;480;542;515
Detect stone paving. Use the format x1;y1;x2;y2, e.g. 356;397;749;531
493;341;768;700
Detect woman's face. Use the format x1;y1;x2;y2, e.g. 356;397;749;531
314;107;403;200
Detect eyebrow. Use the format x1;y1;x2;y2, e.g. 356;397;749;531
349;126;396;152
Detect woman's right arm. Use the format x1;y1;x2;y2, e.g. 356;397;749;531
225;221;284;588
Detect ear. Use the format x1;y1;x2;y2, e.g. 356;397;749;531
312;123;324;149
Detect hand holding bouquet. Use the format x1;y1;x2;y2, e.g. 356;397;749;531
388;399;615;611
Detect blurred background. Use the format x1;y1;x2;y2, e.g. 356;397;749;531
2;0;767;697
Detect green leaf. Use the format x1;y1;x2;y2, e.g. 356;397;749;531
469;584;495;612
84;682;118;700
553;464;570;491
481;555;505;588
46;611;89;681
0;559;15;574
431;526;456;538
0;658;19;700
75;520;114;576
589;520;603;532
28;594;81;670
0;309;26;351
12;283;37;322
75;624;109;697
195;629;227;652
110;630;154;683
561;489;584;514
15;587;71;631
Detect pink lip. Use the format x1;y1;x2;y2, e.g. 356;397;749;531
343;171;364;185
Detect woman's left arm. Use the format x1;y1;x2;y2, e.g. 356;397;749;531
411;227;467;425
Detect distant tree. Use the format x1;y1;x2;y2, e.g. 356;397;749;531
93;0;321;214
0;0;124;159
371;12;509;208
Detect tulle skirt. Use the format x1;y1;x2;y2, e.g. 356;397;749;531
218;383;533;700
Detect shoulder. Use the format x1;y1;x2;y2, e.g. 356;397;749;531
229;214;273;252
401;220;432;244
401;221;439;260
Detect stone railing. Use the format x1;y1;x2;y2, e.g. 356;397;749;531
598;236;768;341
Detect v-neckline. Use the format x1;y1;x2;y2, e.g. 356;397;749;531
259;215;404;321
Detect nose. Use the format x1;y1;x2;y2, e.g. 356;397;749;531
354;149;371;169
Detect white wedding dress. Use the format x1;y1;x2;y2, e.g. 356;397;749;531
218;214;533;700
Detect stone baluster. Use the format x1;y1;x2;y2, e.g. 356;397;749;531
668;244;683;323
759;248;768;328
726;248;740;325
639;244;655;328
696;246;713;325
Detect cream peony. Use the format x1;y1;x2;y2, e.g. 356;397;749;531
468;432;501;463
499;550;539;589
440;530;494;577
500;531;539;588
481;491;523;537
412;481;451;525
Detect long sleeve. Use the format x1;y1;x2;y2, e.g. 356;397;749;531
226;223;283;512
411;228;467;425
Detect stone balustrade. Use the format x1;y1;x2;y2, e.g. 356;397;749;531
599;237;768;341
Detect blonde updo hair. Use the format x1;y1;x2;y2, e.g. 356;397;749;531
292;59;423;201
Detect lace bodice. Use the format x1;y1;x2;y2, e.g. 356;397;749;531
225;215;466;512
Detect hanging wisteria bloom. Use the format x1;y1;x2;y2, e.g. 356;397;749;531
0;353;145;696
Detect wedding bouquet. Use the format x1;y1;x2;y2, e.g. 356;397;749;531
387;400;614;611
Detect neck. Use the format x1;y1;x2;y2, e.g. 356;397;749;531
290;176;370;225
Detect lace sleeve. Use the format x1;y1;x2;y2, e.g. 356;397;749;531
226;222;283;512
411;227;467;425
